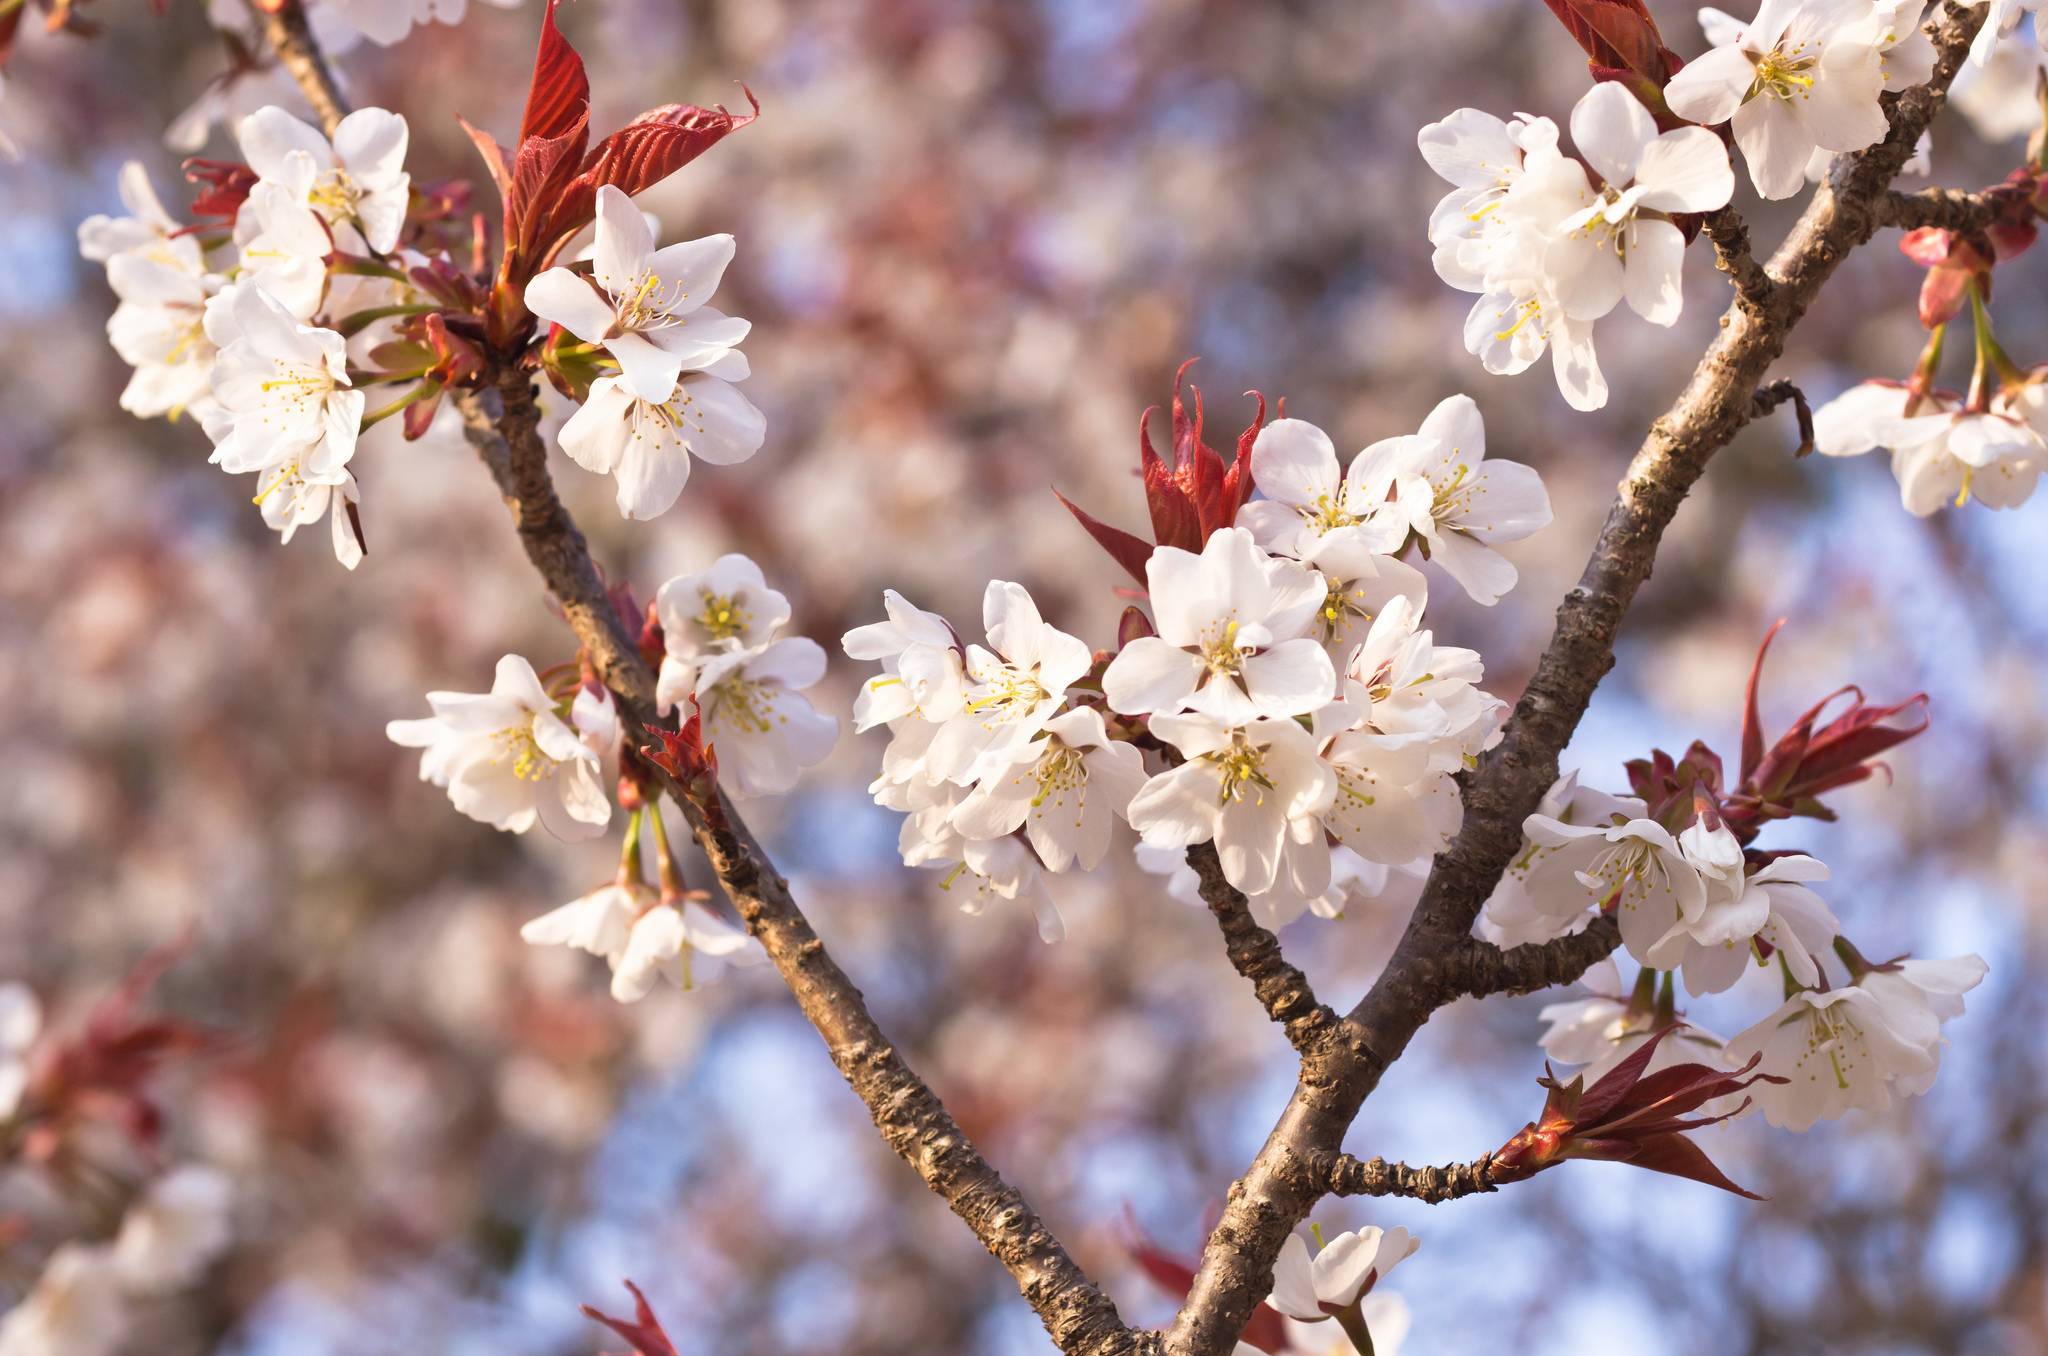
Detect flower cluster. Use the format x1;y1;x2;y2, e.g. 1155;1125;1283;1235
849;377;1548;936
1482;625;1985;1151
1422;82;1735;410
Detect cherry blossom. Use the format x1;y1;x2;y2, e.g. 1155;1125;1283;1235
1520;812;1713;966
608;904;760;1002
77;161;185;263
1353;393;1551;604
232;181;333;321
1271;1224;1420;1328
1479;773;1647;946
843;590;968;731
902;803;1066;942
1815;381;2045;513
919;582;1094;784
558;369;765;519
1853;952;1988;1093
202;284;363;488
0;983;39;1121
1126;712;1336;897
1544;83;1735;326
1660;854;1841;995
526;185;749;402
385;655;616;840
949;706;1147;873
1419;108;1561;291
655;552;794;702
99;233;221;420
1102;528;1334;725
1234;417;1410;562
684;641;837;799
237;105;411;253
1665;0;1893;200
1724;985;1937;1130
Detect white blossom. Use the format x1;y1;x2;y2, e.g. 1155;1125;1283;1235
1724;985;1938;1130
608;904;760;1002
525;185;749;403
1270;1225;1420;1322
949;706;1147;872
921;581;1094;785
0;983;39;1121
1520;813;1714;966
1103;528;1333;725
233;180;333;321
237;105;411;253
559;369;765;520
843;590;969;731
1479;773;1646;947
1126;713;1335;897
1665;0;1893;199
1352;394;1551;605
1419;108;1561;290
1660;853;1841;995
202;284;363;487
687;640;838;799
1855;952;1989;1094
1234;418;1410;562
1815;381;2045;514
385;655;616;840
655;553;794;702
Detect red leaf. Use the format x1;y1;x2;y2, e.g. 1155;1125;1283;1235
1544;0;1679;83
455;114;512;211
1739;618;1785;783
578;91;760;201
1054;489;1153;586
581;1280;681;1356
1615;1130;1767;1199
519;0;589;148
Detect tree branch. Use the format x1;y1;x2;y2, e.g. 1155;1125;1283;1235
1875;184;2008;233
1303;1150;1498;1205
1449;917;1622;1000
1187;842;1337;1054
452;372;1149;1356
1161;8;1986;1353
1702;206;1773;310
254;0;349;136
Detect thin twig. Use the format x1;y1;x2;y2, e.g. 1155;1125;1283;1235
1449;917;1623;1000
1875;184;2008;233
1303;1150;1499;1205
254;0;349;135
1187;842;1337;1054
1702;205;1774;309
1751;379;1816;457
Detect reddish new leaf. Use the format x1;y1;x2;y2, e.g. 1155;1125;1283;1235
579;91;761;201
1054;489;1153;586
581;1280;681;1356
1739;618;1787;782
519;0;589;147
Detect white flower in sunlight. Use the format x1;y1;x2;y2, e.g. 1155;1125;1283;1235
904;799;1066;942
1479;773;1646;947
1103;528;1333;725
316;0;519;47
922;581;1094;785
525;185;749;403
237;105;411;253
78;161;184;263
0;983;40;1120
233;181;333;321
949;705;1147;872
1964;0;2048;65
1538;965;1739;1089
1418;107;1561;290
1234;418;1410;562
1248;844;1396;930
1725;985;1937;1130
1815;382;2045;514
687;640;838;799
0;1245;126;1356
1126;713;1335;897
1271;1225;1419;1321
1352;393;1550;605
1953;27;2048;138
101;237;220;420
386;655;614;840
254;464;367;570
1329;595;1505;762
608;904;761;1003
1320;727;1461;868
112;1166;234;1293
1295;531;1428;666
1665;0;1892;199
655;553;794;693
521;881;645;962
1543;83;1735;327
203;284;363;484
559;369;765;520
1661;853;1840;996
842;590;968;731
1460;239;1609;412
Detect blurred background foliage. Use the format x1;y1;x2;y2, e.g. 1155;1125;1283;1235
2;0;2046;1352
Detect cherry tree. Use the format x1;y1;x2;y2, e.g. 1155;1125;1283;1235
6;0;2043;1350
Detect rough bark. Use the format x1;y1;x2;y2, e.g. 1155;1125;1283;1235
1161;9;1986;1352
1308;1151;1499;1205
1188;843;1336;1053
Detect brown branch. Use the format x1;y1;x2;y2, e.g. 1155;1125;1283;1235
254;0;349;136
1161;7;1986;1353
1702;206;1773;310
1304;1150;1499;1205
1874;184;2007;233
452;371;1149;1356
1751;379;1816;458
1186;842;1336;1054
1449;916;1622;1000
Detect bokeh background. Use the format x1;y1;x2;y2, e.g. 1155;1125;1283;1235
3;1;2047;1352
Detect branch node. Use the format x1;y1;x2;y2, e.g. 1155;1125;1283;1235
1751;379;1816;457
